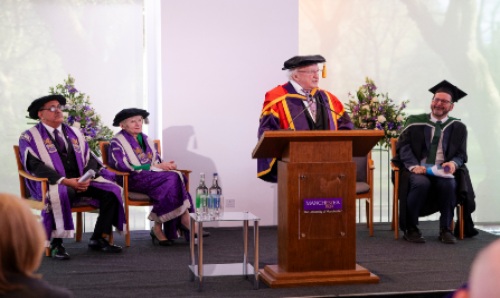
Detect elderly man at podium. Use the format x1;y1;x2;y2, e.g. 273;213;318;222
257;54;353;182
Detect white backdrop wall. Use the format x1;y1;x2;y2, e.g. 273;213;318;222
160;0;298;226
0;0;144;196
160;0;500;226
2;0;498;228
298;0;500;224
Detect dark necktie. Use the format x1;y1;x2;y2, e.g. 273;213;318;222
303;90;317;120
53;129;68;156
427;121;442;165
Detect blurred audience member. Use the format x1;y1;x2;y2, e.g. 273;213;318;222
452;238;500;298
0;193;73;297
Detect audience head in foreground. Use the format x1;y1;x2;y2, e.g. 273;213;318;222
0;192;73;297
453;239;500;298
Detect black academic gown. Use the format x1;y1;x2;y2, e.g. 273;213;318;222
392;114;476;234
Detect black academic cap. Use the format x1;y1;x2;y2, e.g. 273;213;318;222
429;80;467;103
113;108;150;126
282;55;326;70
27;94;66;120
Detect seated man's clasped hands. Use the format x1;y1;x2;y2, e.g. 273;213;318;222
19;95;126;260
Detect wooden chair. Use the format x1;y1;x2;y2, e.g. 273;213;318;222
354;152;375;236
390;138;464;240
99;140;191;247
13;145;106;256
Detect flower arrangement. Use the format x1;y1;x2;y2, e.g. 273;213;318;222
48;75;114;156
345;77;410;147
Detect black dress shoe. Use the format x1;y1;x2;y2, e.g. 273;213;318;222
179;224;210;241
50;244;70;260
88;238;122;253
150;228;173;246
465;228;479;238
439;229;457;244
403;227;426;243
454;225;479;238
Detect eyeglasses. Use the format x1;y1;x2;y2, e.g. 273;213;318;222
39;105;65;112
297;69;320;75
433;98;452;105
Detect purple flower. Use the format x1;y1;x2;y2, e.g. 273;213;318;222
65;85;78;94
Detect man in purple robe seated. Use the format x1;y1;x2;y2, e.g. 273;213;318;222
19;95;126;260
257;55;354;182
109;108;203;246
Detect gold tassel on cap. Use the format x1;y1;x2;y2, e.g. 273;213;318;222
322;64;327;78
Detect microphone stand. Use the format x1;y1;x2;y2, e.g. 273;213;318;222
286;98;314;131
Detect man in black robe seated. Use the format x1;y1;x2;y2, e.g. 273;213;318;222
392;80;477;244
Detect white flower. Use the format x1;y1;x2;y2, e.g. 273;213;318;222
377;115;386;123
72;121;81;128
62;112;69;118
396;115;404;122
362;105;370;111
390;130;397;136
371;96;379;103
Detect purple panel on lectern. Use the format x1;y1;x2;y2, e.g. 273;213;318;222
303;198;343;213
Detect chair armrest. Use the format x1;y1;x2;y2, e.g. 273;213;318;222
104;167;130;176
178;169;192;175
18;169;49;183
17;169;48;209
368;159;375;170
390;162;399;172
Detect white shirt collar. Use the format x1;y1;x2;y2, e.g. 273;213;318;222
290;79;308;96
430;115;448;123
41;122;63;136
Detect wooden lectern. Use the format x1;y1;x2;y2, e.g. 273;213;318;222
252;130;384;287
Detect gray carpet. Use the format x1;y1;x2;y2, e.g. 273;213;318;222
37;221;498;298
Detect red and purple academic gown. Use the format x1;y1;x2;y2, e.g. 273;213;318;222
257;82;353;182
19;123;126;246
109;130;193;240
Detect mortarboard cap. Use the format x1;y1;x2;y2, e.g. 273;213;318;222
113;108;150;126
27;94;66;120
429;80;467;103
282;55;326;70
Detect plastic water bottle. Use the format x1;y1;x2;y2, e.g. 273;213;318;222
195;173;208;218
209;173;222;219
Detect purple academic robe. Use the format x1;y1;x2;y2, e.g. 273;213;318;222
18;123;126;246
109;130;194;240
257;82;354;182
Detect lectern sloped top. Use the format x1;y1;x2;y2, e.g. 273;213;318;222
252;130;384;159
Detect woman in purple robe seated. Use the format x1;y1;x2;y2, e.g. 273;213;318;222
109;108;197;246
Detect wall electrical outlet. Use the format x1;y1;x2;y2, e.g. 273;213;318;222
226;199;235;208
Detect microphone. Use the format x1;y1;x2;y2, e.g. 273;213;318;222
317;95;342;118
78;169;96;183
316;95;353;128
